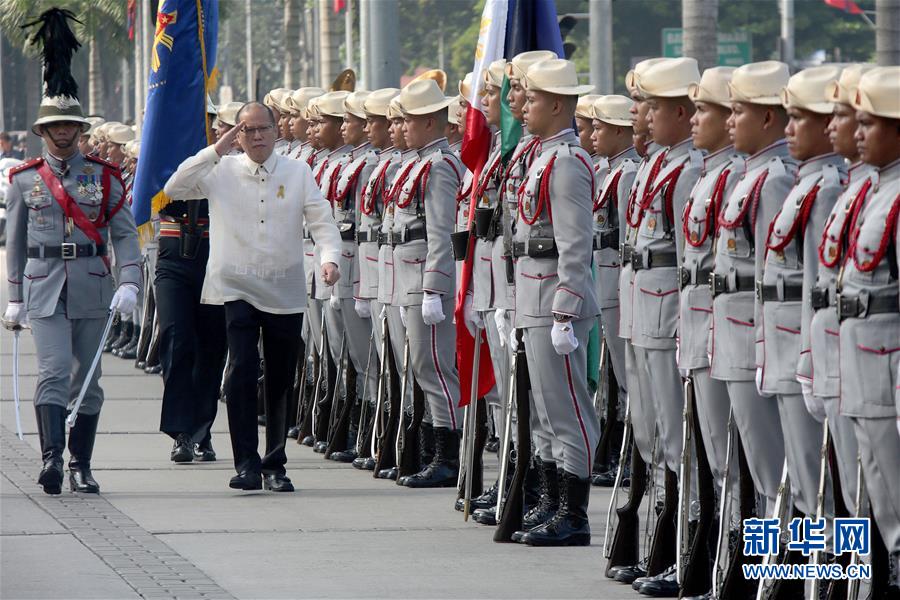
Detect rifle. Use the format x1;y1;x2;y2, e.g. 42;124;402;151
712;409;736;599
810;418;831;600
372;315;401;477
603;391;633;558
460;325;483;520
755;459;791;600
369;311;391;459
677;376;695;584
605;435;648;575
494;340;518;519
354;329;378;457
325;347;357;459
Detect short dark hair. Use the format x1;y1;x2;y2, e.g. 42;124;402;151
235;101;275;126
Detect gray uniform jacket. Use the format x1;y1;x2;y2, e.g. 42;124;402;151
759;153;846;395
800;162;877;398
630;138;704;350
6;152;142;319
496;133;540;312
710;140;797;382
619;143;663;341
313;144;352;300
378;150;418;306
837;158;900;419
331;142;376;300
471;135;504;312
391;138;462;306
455;169;473;291
594;147;639;310
513;128;599;328
358;147;396;301
679;146;743;370
303;147;325;296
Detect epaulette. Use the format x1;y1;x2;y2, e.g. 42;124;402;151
821;162;842;189
9;157;44;179
621;158;639;174
85;154;121;172
766;155;789;181
688;147;704;172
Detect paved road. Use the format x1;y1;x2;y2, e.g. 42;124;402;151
0;251;637;599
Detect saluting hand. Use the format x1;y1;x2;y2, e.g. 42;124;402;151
215;119;245;157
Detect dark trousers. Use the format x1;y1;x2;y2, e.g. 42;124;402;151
224;300;304;475
155;237;227;443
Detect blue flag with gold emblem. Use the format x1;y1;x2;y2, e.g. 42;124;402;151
132;0;217;241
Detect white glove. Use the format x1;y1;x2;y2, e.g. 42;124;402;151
896;419;900;440
354;298;372;319
551;319;579;355
110;284;139;314
2;303;26;330
495;309;510;347
463;295;482;336
675;337;681;365
799;377;825;423
755;367;773;398
508;328;519;352
421;292;445;326
329;294;342;311
399;306;408;328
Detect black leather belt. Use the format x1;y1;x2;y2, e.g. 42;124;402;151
338;221;356;241
757;282;804;303
511;238;558;258
389;226;427;246
810;287;830;310
355;230;377;243
620;243;634;266
710;273;756;297
837;292;900;322
28;243;106;259
679;266;713;290
593;231;619;251
631;250;678;271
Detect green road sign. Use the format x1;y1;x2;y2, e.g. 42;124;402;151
662;28;753;66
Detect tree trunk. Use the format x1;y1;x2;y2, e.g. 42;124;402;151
88;38;104;116
284;0;301;88
876;0;900;66
682;0;718;71
319;0;342;87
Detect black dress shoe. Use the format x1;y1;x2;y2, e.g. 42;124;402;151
472;507;498;525
300;435;315;447
455;481;499;512
352;457;376;471
287;426;300;440
485;437;500;453
613;564;647;584
144;364;162;375
638;568;679;597
328;450;357;463
170;434;193;463
229;471;262;490
632;565;675;592
376;467;398;480
313;441;328;453
263;473;294;492
135;360;146;369
193;443;217;462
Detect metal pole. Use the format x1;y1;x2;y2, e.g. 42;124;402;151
438;23;445;72
345;0;355;73
142;0;151;93
121;57;130;122
134;8;142;134
245;0;253;100
359;0;370;89
369;0;401;88
780;0;795;68
876;0;900;66
589;0;613;94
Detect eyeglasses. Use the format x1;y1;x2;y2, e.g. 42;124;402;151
240;124;275;137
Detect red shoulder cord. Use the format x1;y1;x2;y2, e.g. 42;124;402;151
594;169;623;213
625;150;667;228
818;178;872;268
765;183;820;253
361;160;390;216
456;173;474;207
718;170;768;231
684;167;730;248
314;158;329;187
332;160;367;208
518;155;557;226
326;165;343;205
848;191;900;272
395;161;432;209
472;152;504;204
502;137;540;182
385;160;417;205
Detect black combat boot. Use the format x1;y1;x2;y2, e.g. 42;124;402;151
111;321;133;356
521;470;592;547
35;405;66;495
103;319;121;353
419;422;435;468
68;412;101;493
399;427;459;488
511;459;559;542
118;325;140;360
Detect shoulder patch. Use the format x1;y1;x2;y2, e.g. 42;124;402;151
9;157;43;179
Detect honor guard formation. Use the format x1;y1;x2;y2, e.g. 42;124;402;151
2;7;899;600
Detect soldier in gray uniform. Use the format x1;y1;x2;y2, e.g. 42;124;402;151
710;62;794;519
391;79;463;488
838;66;900;585
3;9;141;495
799;64;876;516
589;95;639;486
509;59;601;547
759;67;846;528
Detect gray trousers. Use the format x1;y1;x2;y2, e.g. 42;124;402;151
694;368;737;500
479;309;506;427
524;319;601;478
852;416;900;553
600;305;628;416
634;346;683;472
404;297;461;430
725;381;785;514
336;298;377;403
626;340;656;465
778;394;831;518
823;396;858;513
307;299;324;354
324;303;343;366
31;299;107;416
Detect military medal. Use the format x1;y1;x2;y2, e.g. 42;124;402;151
726;238;736;251
690;231;699;244
83;165;95;175
828;246;837;260
647;217;656;231
775;251;785;262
